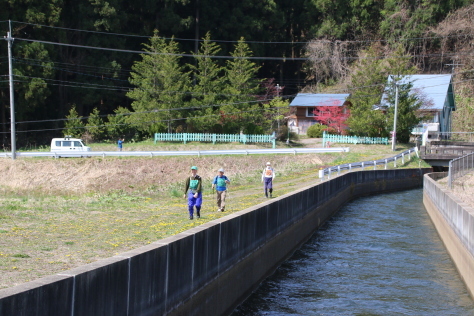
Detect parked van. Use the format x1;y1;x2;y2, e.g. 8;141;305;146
50;136;91;157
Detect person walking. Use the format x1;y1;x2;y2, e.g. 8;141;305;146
183;166;203;220
212;168;230;212
262;161;275;198
117;138;124;151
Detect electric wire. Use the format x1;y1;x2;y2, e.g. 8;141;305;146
4;20;474;45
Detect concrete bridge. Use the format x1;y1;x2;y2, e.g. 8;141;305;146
420;141;474;167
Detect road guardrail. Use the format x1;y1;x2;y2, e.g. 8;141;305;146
0;147;350;159
319;147;419;180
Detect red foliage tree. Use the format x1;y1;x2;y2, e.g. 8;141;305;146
313;100;350;134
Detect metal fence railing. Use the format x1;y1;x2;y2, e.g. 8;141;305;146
426;132;474;142
318;147;419;180
448;152;474;189
154;133;276;148
322;131;389;147
0;147;350;159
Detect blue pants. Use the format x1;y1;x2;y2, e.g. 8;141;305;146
188;191;202;216
264;178;273;197
263;177;273;190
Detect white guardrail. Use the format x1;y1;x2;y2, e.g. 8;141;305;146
0;147;350;159
318;147;419;180
448;152;474;189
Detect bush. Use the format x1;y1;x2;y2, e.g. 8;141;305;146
277;126;299;141
306;124;328;138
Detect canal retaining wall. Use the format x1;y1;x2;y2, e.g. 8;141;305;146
0;168;430;316
423;173;474;298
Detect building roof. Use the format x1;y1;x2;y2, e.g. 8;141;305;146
289;93;350;107
381;74;454;111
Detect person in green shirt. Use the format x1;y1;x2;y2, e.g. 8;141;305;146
183;166;203;220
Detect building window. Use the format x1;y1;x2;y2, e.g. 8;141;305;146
306;107;315;117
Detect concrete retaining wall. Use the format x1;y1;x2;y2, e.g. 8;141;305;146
423;173;474;298
0;169;430;316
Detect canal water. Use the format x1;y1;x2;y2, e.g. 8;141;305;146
231;189;474;315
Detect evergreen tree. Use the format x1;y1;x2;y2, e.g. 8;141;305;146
263;97;290;137
186;32;225;132
347;45;418;138
63;105;85;138
385;78;424;143
127;32;190;136
346;45;388;137
220;38;262;134
106;106;134;139
85;107;105;141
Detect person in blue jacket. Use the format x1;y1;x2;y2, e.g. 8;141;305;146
211;168;230;212
183;166;203;219
117;138;124;151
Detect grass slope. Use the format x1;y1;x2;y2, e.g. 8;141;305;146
0;139;426;288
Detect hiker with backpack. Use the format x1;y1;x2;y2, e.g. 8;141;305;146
262;161;275;198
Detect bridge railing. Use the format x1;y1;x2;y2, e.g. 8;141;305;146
319;147;419;180
154;132;276;148
448;152;474;189
322;131;389;147
425;132;474;142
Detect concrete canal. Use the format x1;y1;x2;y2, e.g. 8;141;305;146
232;189;474;315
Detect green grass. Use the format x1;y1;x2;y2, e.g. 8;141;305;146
0;141;427;289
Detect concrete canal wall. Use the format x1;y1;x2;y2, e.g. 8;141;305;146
423;173;474;298
0;169;430;316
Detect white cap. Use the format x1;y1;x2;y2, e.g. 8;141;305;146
218;168;225;172
266;162;271;165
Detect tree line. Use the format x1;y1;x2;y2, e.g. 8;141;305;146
0;0;473;147
62;33;289;142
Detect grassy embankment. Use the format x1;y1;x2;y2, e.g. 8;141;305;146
0;139;429;288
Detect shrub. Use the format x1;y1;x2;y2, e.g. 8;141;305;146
306;124;328;138
277;126;299;141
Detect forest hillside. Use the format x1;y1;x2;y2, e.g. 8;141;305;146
0;0;473;146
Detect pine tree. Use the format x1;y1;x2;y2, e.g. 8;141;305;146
106;107;134;139
221;38;262;134
385;79;424;143
63;105;85;138
86;107;105;141
347;45;418;138
127;32;190;136
186;32;225;132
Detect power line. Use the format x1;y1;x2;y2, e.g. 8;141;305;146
13;37;308;61
10;35;474;63
5;20;474;45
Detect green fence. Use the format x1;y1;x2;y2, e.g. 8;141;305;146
322;131;388;147
154;133;276;148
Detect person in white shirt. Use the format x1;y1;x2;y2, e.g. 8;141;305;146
261;162;275;198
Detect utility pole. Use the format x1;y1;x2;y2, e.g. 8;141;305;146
5;31;16;159
276;84;281;133
446;62;462;74
391;80;398;152
445;62;461;138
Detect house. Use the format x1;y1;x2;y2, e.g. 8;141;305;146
380;74;455;135
288;93;351;134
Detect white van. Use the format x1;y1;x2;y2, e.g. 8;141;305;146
50;136;91;157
